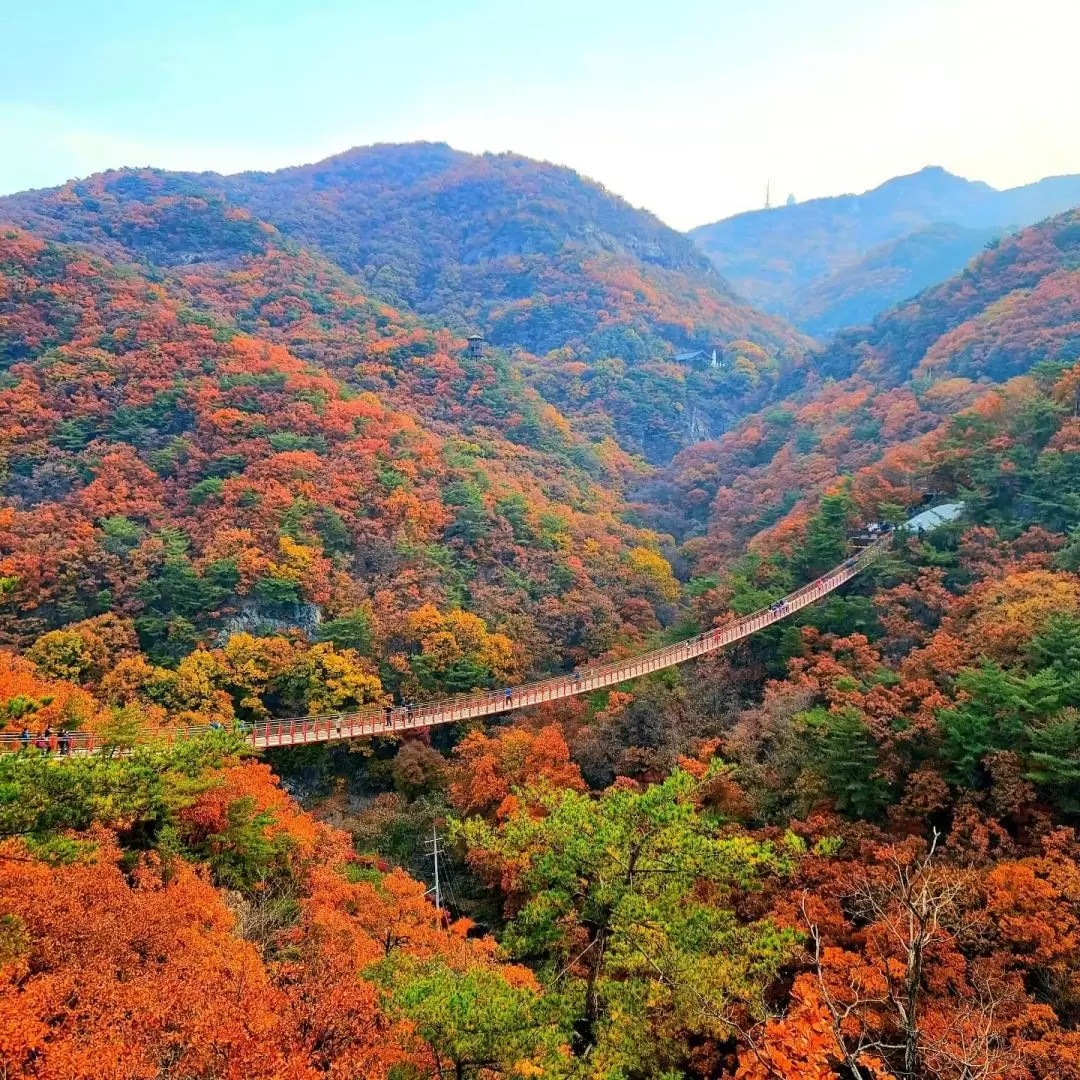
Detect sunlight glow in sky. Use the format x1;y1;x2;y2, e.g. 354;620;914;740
2;0;1079;229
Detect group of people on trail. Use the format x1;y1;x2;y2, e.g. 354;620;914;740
373;673;603;735
768;599;789;616
374;682;548;732
17;726;73;754
381;701;417;730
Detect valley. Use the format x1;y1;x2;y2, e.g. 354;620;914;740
4;137;1080;1080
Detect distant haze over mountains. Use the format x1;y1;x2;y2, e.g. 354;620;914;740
689;166;1080;338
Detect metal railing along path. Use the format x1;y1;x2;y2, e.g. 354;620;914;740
0;538;889;756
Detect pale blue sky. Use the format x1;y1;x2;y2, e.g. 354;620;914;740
2;0;1078;228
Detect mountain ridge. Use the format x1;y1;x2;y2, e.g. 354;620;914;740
0;142;811;463
689;164;1080;337
642;204;1080;561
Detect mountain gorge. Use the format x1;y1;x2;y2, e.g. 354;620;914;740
8;143;1080;1079
646;204;1080;561
690;165;1080;337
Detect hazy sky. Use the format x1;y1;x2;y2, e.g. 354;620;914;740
3;0;1078;229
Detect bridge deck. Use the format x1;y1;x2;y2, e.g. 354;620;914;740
1;539;887;756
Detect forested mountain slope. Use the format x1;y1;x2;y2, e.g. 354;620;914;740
0;227;683;697
9;200;1080;1073
790;221;1003;338
643;206;1080;559
0;148;809;462
690;165;1080;336
10;167;1080;1078
210;142;802;357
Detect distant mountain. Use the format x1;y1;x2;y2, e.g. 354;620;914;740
210;143;733;343
0;144;809;462
815;206;1080;388
794;222;1003;338
689;166;1080;337
1;144;800;354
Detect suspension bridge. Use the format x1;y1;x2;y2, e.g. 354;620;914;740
1;536;890;756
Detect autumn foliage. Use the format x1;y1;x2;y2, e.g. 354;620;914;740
5;160;1080;1078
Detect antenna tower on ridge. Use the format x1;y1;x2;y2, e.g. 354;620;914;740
765;179;771;210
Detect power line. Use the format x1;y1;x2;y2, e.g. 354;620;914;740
441;856;464;915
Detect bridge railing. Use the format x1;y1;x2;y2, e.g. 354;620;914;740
0;536;889;755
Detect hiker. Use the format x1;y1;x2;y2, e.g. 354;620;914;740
504;687;513;707
58;729;71;756
19;727;30;750
384;703;393;729
34;730;49;752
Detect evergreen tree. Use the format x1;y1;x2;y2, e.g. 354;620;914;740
796;487;856;580
800;706;891;819
457;768;799;1070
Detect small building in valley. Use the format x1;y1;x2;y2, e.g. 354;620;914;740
674;348;720;368
904;502;965;533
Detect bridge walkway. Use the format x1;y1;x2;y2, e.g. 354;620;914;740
0;538;889;755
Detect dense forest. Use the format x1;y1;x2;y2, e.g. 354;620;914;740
4;149;1080;1078
0;146;808;463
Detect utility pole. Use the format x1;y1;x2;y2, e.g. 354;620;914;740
765;179;771;210
424;824;443;922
